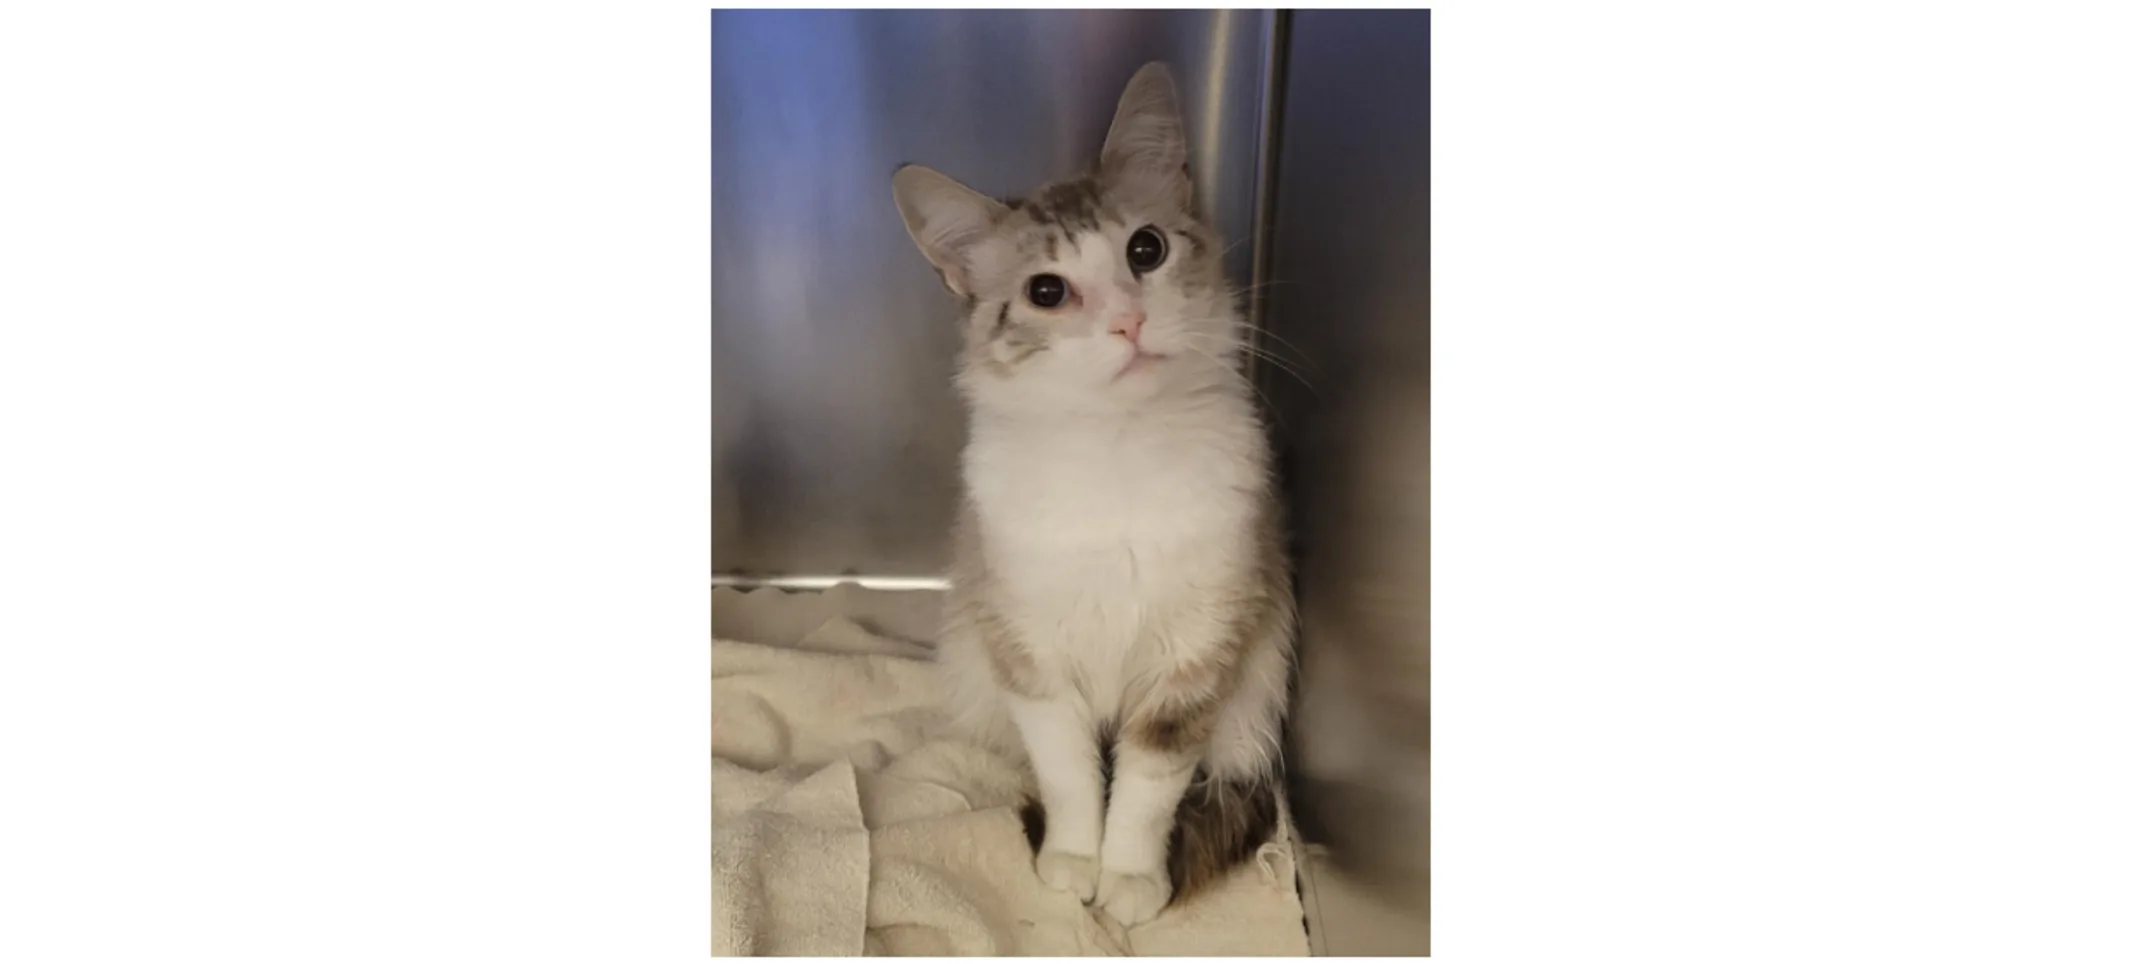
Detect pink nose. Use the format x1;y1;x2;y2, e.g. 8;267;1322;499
1109;311;1146;346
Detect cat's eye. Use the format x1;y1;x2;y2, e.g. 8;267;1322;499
1026;274;1068;308
1126;227;1168;273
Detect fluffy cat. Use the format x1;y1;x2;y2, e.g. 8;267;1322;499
890;62;1296;927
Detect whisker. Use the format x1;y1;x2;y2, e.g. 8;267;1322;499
1174;343;1287;427
1222;343;1314;387
1174;332;1317;393
1239;349;1317;393
1238;324;1325;376
1218;329;1319;373
1216;235;1256;260
1195;281;1331;381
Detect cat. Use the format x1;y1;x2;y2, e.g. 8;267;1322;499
889;62;1296;928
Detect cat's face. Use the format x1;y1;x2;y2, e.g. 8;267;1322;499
893;63;1241;413
935;172;1234;409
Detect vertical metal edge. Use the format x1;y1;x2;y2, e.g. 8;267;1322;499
1248;14;1313;947
1245;9;1291;396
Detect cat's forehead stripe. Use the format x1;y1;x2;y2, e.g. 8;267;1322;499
1005;178;1106;236
1035;179;1103;231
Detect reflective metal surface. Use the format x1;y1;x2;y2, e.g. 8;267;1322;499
712;10;1277;578
1263;9;1432;941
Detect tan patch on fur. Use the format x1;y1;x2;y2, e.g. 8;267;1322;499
1124;494;1294;757
973;606;1044;698
1125;688;1224;756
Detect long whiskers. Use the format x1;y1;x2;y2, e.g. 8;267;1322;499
1174;331;1318;395
1171;342;1288;428
1236;323;1326;386
1220;277;1326;378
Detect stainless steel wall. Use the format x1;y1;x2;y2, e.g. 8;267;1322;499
1264;9;1432;940
712;10;1278;579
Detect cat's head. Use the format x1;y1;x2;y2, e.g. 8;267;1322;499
892;63;1241;414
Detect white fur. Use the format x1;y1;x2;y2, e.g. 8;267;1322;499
944;278;1289;926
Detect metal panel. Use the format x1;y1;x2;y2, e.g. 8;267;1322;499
1263;9;1432;936
712;10;1276;579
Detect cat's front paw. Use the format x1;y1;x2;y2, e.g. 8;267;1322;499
1096;868;1172;926
1035;850;1100;902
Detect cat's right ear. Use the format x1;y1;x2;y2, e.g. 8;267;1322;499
892;165;1005;298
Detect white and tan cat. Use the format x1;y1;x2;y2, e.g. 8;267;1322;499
891;62;1296;927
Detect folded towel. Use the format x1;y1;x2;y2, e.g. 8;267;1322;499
712;758;869;956
712;586;1310;956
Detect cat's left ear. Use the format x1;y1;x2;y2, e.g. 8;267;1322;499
1100;62;1192;212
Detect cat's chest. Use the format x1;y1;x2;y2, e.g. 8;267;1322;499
967;422;1254;550
965;422;1258;670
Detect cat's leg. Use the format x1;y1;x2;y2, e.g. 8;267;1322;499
960;588;1101;898
1008;692;1105;901
1097;619;1242;927
1096;716;1202;926
1101;607;1295;925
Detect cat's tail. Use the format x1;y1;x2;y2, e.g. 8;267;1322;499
1017;764;1282;909
1165;767;1282;904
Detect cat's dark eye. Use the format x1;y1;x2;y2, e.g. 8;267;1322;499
1026;273;1068;308
1126;227;1168;273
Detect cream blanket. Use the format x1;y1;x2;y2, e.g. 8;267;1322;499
712;585;1310;956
